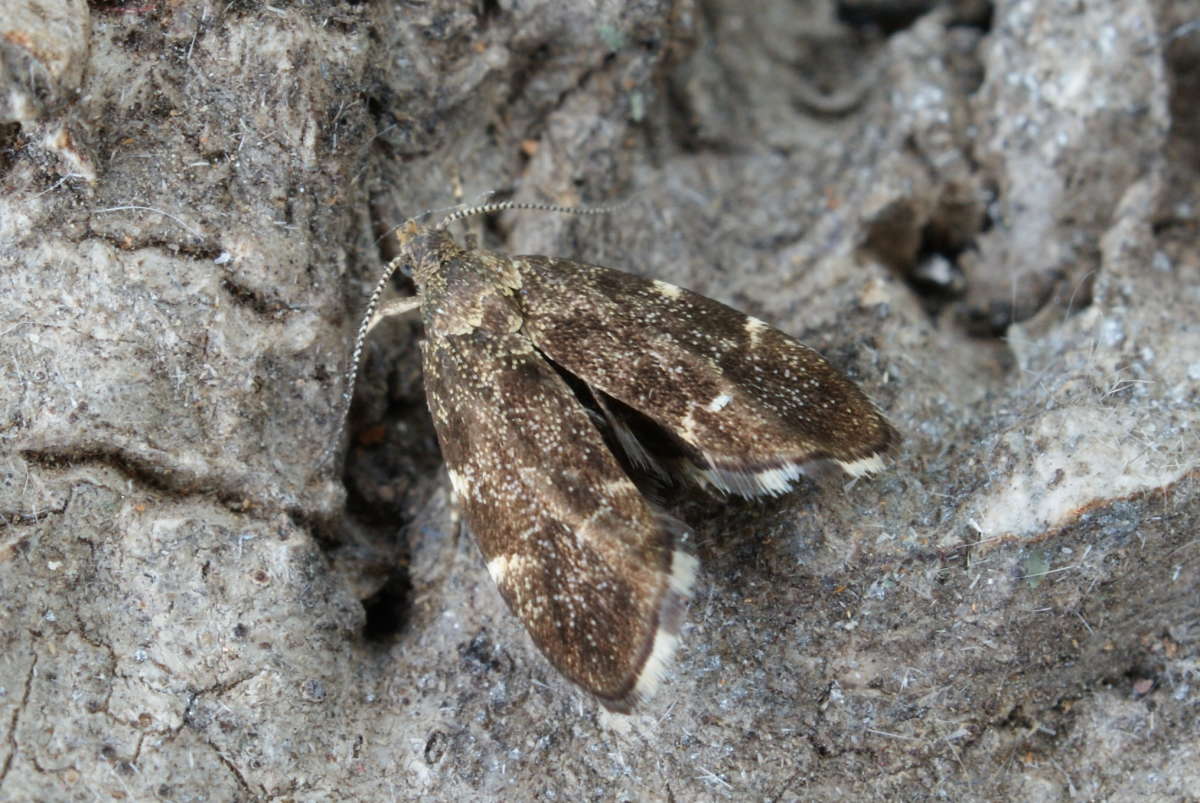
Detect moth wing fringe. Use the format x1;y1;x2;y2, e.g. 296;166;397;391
608;516;698;712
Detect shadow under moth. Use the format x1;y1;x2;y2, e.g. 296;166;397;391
340;201;898;713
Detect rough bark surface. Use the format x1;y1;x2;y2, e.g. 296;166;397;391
2;0;1197;799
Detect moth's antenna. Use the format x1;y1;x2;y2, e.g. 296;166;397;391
437;199;622;229
320;247;419;469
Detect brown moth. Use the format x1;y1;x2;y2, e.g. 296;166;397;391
339;202;897;712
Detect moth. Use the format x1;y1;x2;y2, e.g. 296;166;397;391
341;201;898;712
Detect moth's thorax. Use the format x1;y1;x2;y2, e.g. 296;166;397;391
396;222;524;336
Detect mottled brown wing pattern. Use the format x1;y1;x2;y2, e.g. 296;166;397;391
371;217;894;712
512;255;898;497
420;323;696;712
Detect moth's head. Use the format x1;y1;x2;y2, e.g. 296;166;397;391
394;219;456;283
395;200;617;284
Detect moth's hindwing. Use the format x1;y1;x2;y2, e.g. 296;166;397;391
418;290;696;712
511;256;899;497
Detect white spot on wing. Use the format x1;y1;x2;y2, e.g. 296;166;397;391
486;554;513;584
652;279;683;299
487;552;536;587
705;392;733;413
446;469;468;499
745;316;769;346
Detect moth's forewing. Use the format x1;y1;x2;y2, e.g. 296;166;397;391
512;256;898;496
407;225;696;711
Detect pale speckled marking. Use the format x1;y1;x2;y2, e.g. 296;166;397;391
652;279;683;299
603;478;635;496
576;506;616;547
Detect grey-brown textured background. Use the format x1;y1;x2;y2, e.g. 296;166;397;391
2;0;1198;799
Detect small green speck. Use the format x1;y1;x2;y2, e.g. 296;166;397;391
1023;549;1050;588
629;90;645;123
597;24;625;52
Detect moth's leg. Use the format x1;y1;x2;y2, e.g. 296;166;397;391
366;295;421;336
449;505;466;549
417;483;469;590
